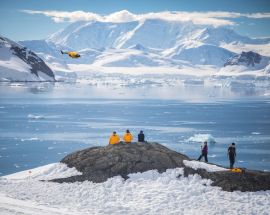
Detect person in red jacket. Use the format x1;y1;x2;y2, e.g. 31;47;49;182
197;141;208;162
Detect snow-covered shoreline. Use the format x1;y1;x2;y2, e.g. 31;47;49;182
1;162;270;215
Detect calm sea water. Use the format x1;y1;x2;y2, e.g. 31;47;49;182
0;82;270;175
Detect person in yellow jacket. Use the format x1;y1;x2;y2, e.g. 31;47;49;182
109;131;120;145
123;129;133;143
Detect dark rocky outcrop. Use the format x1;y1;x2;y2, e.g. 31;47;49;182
10;46;55;80
0;35;55;81
53;142;189;183
224;51;262;67
52;142;270;192
184;167;270;192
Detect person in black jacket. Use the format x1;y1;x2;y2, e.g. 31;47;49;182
138;130;145;142
228;143;236;169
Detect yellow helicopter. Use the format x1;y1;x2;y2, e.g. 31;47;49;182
61;50;81;58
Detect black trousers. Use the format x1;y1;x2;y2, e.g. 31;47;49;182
198;153;208;162
229;156;235;169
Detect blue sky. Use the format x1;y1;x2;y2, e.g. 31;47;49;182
0;0;270;41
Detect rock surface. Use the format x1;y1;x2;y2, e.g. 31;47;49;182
0;35;55;81
53;142;270;192
184;167;270;192
224;51;262;67
53;142;189;183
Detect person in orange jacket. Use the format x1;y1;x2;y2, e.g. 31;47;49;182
109;131;120;145
123;129;133;143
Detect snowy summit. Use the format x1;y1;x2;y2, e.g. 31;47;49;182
0;36;55;82
16;11;270;81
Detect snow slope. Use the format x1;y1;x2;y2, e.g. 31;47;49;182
0;163;269;214
165;41;235;66
18;13;270;80
3;163;82;180
192;27;270;46
47;19;270;51
0;36;55;82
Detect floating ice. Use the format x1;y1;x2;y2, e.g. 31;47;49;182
20;137;39;142
27;114;45;119
187;134;216;143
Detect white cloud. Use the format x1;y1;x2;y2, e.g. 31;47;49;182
21;10;270;27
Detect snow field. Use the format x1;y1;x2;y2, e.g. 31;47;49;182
183;160;227;172
0;163;270;214
3;163;82;180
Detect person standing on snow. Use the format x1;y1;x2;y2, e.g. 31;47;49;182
123;129;133;143
109;131;120;145
197;141;208;162
228;143;236;169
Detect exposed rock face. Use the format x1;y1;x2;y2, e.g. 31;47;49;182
53;142;189;183
224;51;262;67
0;35;55;81
10;45;55;79
52;142;270;192
184;167;270;192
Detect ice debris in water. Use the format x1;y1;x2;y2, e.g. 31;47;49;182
28;114;45;119
187;134;216;143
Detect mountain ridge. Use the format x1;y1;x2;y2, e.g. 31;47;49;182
0;35;55;82
17;18;270;72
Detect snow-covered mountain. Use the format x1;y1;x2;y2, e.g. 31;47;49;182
0;36;55;82
46;19;270;50
19;17;270;72
191;27;270;46
164;41;235;66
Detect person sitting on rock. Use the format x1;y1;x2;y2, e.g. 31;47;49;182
228;142;236;169
123;129;133;143
138;130;145;142
197;141;208;162
109;131;120;145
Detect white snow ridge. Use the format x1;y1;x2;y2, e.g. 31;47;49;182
0;163;270;214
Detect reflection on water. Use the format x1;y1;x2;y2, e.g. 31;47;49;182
0;79;269;101
28;82;55;94
0;82;55;96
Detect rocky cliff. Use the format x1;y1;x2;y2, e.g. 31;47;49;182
0;35;55;81
224;51;269;69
